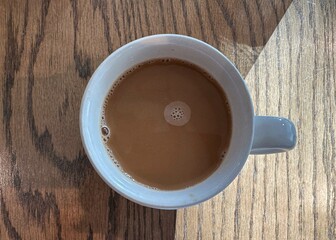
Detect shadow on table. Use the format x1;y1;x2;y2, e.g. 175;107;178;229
77;167;176;240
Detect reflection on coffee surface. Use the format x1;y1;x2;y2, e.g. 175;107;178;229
101;59;232;190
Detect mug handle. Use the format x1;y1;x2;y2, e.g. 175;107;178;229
250;116;297;154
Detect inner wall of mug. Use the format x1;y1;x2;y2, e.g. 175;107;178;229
80;35;254;209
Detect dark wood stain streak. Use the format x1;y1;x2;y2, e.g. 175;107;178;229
106;190;176;239
283;26;297;233
13;170;21;191
58;91;69;118
141;208;145;239
45;193;62;240
291;2;301;115
322;130;329;239
71;0;92;79
268;0;281;25
145;208;150;240
310;2;318;239
96;0;113;53
332;1;336;105
329;128;336;239
233;176;241;240
219;191;226;240
141;207;145;239
106;190;115;239
141;207;146;239
126;201;130;239
241;0;257;49
142;0;152;35
197;204;203;240
285;153;291;239
319;2;336;238
275;29;283;119
283;6;292;240
252;53;260;113
159;211;164;240
162;210;176;240
193;0;207;41
143;208;151;239
11;164;20;192
19;189;51;228
331;0;336;103
274;28;281;240
183;208;187;240
129;0;139;40
211;199;216;240
134;2;145;38
281;0;289;17
9;150;16;181
124;0;133;42
135;204;139;240
180;0;191;36
133;204;137;240
262;50;270;240
3;0;28;151
270;0;291;25
329;139;336;239
255;0;268;46
26;120;89;184
327;3;336;239
2;39;11;147
13;171;63;239
158;0;167;33
87;225;93;240
204;0;220;48
329;3;336;239
111;1;123;46
215;0;238;63
27;0;89;185
150;208;154;239
249;159;258;240
169;1;178;32
328;110;336;238
292;2;304;238
0;191;22;240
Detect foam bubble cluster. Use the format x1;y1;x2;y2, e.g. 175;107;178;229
164;101;191;126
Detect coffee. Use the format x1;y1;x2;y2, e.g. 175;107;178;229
101;59;232;190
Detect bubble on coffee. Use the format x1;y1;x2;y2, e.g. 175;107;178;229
101;125;110;143
220;151;227;161
164;101;191;126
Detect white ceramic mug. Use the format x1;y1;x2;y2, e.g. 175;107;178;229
80;34;296;209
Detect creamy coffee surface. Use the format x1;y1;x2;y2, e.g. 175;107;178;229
101;59;232;190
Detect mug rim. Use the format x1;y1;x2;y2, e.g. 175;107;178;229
80;34;254;209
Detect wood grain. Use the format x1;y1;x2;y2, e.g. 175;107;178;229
176;0;336;239
0;0;307;239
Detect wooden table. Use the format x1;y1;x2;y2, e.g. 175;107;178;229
1;0;335;239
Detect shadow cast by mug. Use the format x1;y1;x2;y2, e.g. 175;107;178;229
76;167;176;239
